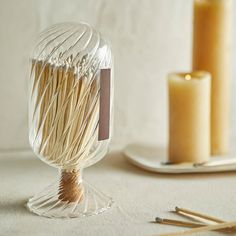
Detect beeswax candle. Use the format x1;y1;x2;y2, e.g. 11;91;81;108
193;0;232;155
168;72;211;163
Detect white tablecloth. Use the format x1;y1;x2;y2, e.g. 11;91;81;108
1;151;236;236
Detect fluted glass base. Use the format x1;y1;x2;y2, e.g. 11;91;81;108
27;171;113;218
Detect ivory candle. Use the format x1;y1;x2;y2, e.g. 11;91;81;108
168;72;211;164
193;0;232;155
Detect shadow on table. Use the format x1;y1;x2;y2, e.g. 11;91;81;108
0;198;33;216
99;150;236;180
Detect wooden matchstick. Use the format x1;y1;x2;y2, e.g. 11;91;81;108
175;207;225;223
157;220;236;236
155;217;206;228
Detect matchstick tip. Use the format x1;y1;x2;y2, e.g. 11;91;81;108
155;217;164;223
175;206;180;211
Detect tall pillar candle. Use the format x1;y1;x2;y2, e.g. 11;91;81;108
193;0;232;155
168;72;211;164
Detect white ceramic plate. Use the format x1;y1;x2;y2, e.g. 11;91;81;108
123;143;236;174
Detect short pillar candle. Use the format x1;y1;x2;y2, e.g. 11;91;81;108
168;71;211;164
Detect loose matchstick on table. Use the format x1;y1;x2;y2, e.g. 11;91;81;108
157;220;236;236
155;217;206;228
175;207;225;224
155;216;233;234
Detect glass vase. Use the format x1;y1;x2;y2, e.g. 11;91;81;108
27;22;113;218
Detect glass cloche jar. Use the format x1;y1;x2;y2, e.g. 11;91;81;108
27;22;113;218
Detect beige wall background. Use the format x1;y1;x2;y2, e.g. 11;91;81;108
0;0;236;152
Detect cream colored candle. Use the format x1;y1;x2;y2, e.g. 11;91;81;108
193;0;232;155
168;71;211;164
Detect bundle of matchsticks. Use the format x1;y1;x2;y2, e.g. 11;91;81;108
29;59;100;170
29;58;102;202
